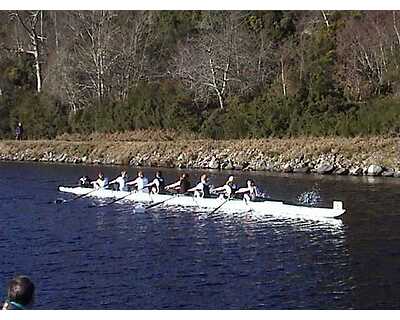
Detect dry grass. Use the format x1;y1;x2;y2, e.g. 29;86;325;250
1;136;399;168
55;129;199;142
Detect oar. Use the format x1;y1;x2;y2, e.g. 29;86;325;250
53;186;100;204
240;197;254;216
145;193;179;210
208;198;230;216
88;190;135;208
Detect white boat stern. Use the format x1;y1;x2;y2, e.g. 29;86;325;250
333;201;344;210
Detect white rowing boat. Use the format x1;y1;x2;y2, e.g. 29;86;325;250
58;186;346;220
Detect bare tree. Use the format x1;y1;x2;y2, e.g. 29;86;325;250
171;12;248;109
58;11;155;112
10;10;45;93
111;11;155;101
337;11;400;99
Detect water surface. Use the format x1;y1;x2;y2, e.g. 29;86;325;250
0;162;399;309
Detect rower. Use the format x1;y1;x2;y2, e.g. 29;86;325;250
165;173;191;194
145;171;165;194
235;179;259;202
211;175;237;199
108;170;128;191
127;170;149;193
188;173;210;198
91;172;109;189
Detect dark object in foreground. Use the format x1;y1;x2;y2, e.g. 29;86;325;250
2;275;35;310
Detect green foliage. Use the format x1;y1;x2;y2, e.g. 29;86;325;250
2;11;400;141
68;81;200;136
9;92;69;139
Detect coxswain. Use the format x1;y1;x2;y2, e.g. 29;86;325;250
145;171;165;194
211;175;237;198
108;170;128;191
79;175;92;188
235;179;259;202
165;173;191;194
188;173;210;198
91;172;109;189
127;170;149;193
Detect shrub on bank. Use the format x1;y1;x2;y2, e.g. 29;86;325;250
2;83;400;140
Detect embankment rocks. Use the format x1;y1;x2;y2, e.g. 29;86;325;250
1;137;400;178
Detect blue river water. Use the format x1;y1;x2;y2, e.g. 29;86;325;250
0;161;399;309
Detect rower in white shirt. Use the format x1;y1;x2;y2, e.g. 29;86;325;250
211;175;237;198
108;170;128;191
235;179;259;202
127;171;149;193
91;172;109;189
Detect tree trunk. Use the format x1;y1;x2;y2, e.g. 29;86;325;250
15;11;43;93
32;34;42;93
281;57;287;97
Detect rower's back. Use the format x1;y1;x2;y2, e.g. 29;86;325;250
155;171;165;193
179;174;191;194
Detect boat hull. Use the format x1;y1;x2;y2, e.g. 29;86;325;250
58;186;346;220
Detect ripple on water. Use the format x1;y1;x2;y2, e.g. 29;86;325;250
4;162;399;309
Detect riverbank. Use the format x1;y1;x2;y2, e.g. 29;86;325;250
1;136;399;177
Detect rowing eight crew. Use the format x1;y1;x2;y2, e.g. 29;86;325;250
80;171;262;201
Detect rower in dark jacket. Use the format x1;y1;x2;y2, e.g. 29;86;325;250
188;174;210;198
145;171;166;194
165;173;191;194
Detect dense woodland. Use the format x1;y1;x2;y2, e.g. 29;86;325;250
1;10;400;139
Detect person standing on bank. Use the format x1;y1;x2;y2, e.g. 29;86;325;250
15;122;23;141
2;275;35;310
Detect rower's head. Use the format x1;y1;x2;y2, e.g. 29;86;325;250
6;275;35;308
247;179;255;187
180;173;188;180
121;171;127;177
201;174;208;182
138;171;144;178
156;171;162;178
98;172;104;179
228;175;234;182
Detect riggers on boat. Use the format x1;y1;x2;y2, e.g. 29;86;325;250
58;186;346;220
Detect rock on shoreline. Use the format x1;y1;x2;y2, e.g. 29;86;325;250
0;138;400;178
